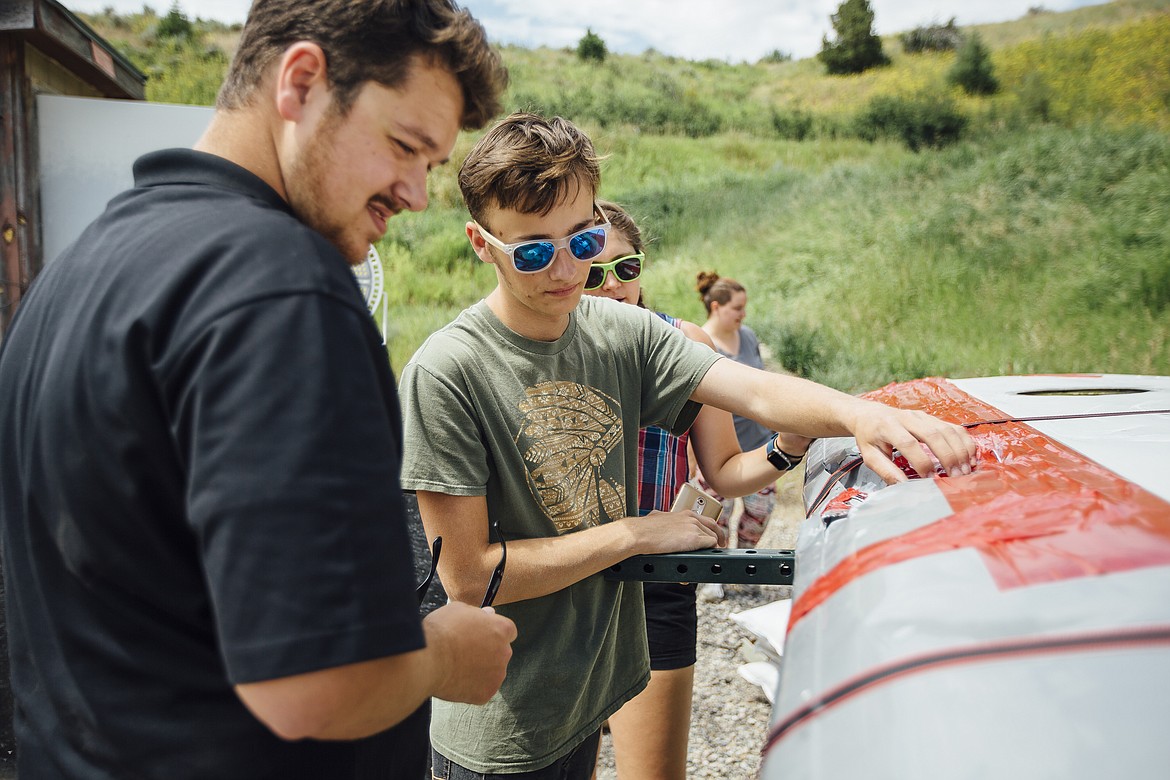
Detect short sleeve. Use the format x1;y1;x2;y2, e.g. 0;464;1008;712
398;348;490;496
167;293;425;683
739;326;766;369
637;311;722;435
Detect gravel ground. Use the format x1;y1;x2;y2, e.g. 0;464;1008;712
594;465;805;779
406;462;806;779
593;581;791;780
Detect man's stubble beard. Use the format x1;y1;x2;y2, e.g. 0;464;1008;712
286;112;368;265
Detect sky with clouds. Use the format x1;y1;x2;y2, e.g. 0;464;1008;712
66;0;1105;61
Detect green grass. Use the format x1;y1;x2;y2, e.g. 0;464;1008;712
79;2;1170;390
966;0;1170;49
83;0;1170;135
382;124;1170;391
753;126;1167;390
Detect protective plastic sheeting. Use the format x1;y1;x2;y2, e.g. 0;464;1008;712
761;375;1170;780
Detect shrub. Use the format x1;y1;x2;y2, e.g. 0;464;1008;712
948;32;999;95
819;0;890;75
855;93;967;151
900;18;962;53
759;49;793;64
771;109;814;141
995;15;1170;130
1139;263;1170;312
577;29;607;63
885;344;938;383
772;326;827;378
1015;72;1053;122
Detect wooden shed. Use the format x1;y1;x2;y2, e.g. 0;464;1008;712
0;0;145;337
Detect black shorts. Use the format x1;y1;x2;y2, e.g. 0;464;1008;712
643;582;698;670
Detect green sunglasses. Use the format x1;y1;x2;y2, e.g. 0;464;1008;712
585;253;644;290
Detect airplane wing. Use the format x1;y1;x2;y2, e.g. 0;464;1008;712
761;374;1170;779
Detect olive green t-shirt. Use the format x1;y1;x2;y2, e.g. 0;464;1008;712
399;296;722;773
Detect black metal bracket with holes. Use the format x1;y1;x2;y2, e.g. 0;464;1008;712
603;549;796;585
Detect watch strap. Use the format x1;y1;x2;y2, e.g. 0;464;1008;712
766;434;804;471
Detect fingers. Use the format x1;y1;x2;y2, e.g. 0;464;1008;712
695;510;728;548
683;509;725;548
426;602;516;704
482;607;518;643
901;411;977;478
858;442;908;486
854;407;978;484
462;614;514;704
637;510;725;553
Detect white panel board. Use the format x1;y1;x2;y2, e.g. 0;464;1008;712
36;95;214;264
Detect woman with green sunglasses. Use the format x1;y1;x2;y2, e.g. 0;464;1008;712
585;200;810;780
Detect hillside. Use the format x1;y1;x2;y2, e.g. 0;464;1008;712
82;0;1170;132
79;1;1170;390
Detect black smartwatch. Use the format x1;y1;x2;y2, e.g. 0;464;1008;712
765;433;804;472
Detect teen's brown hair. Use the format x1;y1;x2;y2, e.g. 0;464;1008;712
458;112;602;228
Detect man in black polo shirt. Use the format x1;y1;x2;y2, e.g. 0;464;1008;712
0;2;515;778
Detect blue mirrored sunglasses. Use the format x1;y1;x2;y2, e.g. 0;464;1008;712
476;206;610;273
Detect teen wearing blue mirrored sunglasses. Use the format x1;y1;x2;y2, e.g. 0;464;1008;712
475;204;610;272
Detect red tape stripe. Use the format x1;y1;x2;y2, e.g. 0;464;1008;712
788;378;1170;630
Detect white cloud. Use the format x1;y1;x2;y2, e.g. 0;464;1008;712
469;0;840;61
472;0;1104;60
64;0;1105;61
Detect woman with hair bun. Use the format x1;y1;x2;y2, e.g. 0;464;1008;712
696;271;809;551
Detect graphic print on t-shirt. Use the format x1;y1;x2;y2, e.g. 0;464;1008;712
515;381;626;532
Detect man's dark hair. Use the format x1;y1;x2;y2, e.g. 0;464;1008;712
217;0;508;129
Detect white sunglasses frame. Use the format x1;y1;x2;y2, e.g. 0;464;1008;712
475;205;611;273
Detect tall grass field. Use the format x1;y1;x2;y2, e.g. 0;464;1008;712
84;0;1170;392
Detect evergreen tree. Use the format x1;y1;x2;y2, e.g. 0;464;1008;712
157;2;193;40
818;0;890;75
948;33;999;95
577;28;607;63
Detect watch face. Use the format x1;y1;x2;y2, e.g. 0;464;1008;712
767;440;795;471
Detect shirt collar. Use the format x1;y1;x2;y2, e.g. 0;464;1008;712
132;148;291;215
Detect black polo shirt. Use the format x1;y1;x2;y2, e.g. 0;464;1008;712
0;150;424;778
